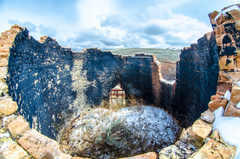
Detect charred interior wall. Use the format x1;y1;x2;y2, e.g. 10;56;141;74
6;27;161;139
172;33;219;127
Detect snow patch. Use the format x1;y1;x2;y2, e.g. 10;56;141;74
0;133;10;138
224;90;231;101
237;102;240;109
160;78;175;85
213;107;240;159
237;81;240;86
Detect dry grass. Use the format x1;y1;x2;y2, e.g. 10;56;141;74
57;95;180;159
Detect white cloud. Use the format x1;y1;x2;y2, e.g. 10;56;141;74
0;0;218;51
77;0;117;28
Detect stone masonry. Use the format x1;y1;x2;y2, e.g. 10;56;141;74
2;27;161;139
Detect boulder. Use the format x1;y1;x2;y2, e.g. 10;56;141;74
180;119;212;148
18;129;60;159
189;139;236;159
0;97;18;117
8;115;30;137
224;104;240;117
218;71;240;84
0;137;30;159
208;98;228;111
200;109;215;123
158;141;196;159
227;9;240;21
118;152;157;159
210;129;225;143
230;85;240;104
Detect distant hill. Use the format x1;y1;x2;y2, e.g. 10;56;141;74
107;48;181;62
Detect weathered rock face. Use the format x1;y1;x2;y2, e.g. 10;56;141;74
4;27;161;139
172;33;219;127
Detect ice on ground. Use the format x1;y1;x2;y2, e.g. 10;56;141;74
213;107;240;159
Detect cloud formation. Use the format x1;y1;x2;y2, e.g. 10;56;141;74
1;0;237;51
8;19;37;32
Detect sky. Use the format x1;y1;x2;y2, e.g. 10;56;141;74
0;0;239;51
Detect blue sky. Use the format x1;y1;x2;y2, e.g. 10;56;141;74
0;0;238;51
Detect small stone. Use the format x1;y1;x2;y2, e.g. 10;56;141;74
200;109;215;123
0;138;30;159
1;114;17;130
0;97;18;117
118;152;157;159
8;115;30;137
210;95;220;101
219;55;235;70
18;129;59;159
230;85;240;104
175;140;196;157
236;21;240;31
0;58;8;67
189;139;236;159
0;67;7;82
0;83;8;96
224;104;240;117
158;145;182;159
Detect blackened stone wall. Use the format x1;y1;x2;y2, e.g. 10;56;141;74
6;28;161;139
8;30;75;139
172;33;219;127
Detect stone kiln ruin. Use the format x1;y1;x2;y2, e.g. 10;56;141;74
0;4;240;159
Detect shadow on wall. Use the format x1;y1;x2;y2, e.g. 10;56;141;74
171;32;219;127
